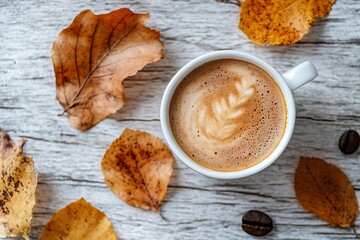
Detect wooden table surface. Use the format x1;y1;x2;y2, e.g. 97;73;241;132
1;0;360;239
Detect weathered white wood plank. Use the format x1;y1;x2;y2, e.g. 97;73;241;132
0;0;360;239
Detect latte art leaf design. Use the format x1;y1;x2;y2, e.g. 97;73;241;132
197;78;255;143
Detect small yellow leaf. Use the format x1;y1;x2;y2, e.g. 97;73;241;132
40;198;117;240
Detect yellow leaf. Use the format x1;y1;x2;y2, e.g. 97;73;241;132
0;129;37;240
40;198;117;240
239;0;336;45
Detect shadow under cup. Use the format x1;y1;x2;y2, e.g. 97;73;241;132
160;51;296;179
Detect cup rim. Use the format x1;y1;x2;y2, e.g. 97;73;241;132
160;50;296;179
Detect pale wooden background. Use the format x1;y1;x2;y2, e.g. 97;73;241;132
1;0;360;239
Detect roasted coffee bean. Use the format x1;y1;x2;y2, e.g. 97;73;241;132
339;130;360;154
242;210;273;236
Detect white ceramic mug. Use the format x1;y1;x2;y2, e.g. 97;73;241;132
160;50;318;179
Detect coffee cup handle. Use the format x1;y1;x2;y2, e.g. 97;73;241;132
282;61;318;91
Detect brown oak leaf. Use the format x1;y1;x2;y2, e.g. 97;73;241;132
52;8;164;130
295;157;358;228
40;198;117;240
101;128;173;213
0;129;37;240
239;0;336;45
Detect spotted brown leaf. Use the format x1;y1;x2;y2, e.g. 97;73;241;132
101;128;173;213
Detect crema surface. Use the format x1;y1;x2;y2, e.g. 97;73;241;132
169;59;287;171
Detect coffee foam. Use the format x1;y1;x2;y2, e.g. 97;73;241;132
169;59;287;171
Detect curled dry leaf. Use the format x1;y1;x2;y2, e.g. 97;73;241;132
239;0;336;45
101;128;173;213
295;157;358;228
0;129;37;240
40;198;116;240
52;8;164;130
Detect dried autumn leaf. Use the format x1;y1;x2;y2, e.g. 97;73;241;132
239;0;336;45
0;129;37;240
52;8;164;130
295;157;358;227
101;128;173;213
40;198;116;240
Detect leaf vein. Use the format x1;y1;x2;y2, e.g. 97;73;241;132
74;12;87;87
89;19;99;73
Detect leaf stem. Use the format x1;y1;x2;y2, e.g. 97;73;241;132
159;211;167;221
352;226;358;238
215;0;241;6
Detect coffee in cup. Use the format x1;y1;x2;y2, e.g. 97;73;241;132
169;59;287;171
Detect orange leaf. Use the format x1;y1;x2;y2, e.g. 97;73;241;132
0;129;37;240
101;128;173;213
40;198;117;240
52;8;164;130
239;0;336;45
294;157;358;227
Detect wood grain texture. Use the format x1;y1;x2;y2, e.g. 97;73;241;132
0;0;360;239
